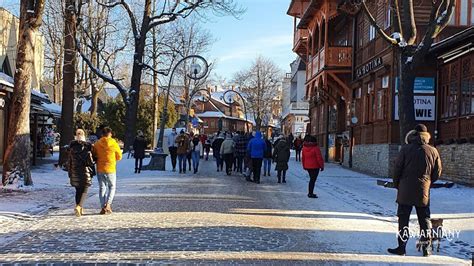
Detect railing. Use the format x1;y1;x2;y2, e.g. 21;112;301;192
326;46;352;67
293;28;308;51
290;102;309;110
311;54;319;77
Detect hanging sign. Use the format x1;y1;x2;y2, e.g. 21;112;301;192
0;98;5;108
355;57;383;79
394;95;435;121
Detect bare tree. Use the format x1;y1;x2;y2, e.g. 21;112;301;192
78;0;244;151
2;0;45;186
341;0;455;141
234;56;282;131
42;0;65;104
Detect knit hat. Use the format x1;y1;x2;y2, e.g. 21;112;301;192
414;124;428;133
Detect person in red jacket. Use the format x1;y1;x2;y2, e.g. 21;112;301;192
302;135;324;198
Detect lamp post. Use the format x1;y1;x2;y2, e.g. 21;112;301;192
222;89;249;133
157;55;209;150
185;88;211;131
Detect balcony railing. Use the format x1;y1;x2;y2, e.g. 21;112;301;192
293;28;308;53
326;46;352;67
308;46;352;80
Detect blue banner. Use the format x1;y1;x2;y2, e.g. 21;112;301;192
395;77;435;94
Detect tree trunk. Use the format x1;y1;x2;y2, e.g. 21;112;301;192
123;44;145;152
90;50;99;115
397;49;416;143
2;1;44;186
58;0;77;167
255;116;262;132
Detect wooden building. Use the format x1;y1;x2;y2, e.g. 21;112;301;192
288;0;470;177
431;27;474;185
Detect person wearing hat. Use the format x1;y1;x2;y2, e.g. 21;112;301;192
133;130;147;174
68;129;95;217
388;124;442;257
212;132;225;172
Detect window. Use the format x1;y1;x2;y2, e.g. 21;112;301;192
384;6;391;29
382;76;390;89
472;0;474;25
369;25;376;41
364;82;375;123
376;90;385;120
461;0;468;25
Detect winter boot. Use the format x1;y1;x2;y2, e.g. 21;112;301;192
134;169;138;173
138;168;141;174
74;205;82;217
104;203;112;214
387;246;406;256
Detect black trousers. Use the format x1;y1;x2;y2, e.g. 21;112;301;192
223;154;234;174
75;186;89;206
252;158;263;182
169;147;178;170
295;149;302;161
236;155;244;173
135;158;143;170
307;169;320;194
397;204;432;248
277;170;287;182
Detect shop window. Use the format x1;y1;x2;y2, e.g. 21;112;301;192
376;90;385;120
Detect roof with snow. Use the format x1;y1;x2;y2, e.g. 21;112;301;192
0;72;14;89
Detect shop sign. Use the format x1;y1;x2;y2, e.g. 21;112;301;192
394;95;435;121
0;97;5;108
355;57;383;79
395;77;435;94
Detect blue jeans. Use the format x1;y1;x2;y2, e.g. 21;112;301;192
263;158;272;174
178;154;187;172
191;151;200;171
97;173;117;207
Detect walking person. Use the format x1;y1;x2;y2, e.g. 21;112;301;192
273;134;290;183
175;130;189;174
93;127;122;214
220;133;235;175
247;131;266;184
263;137;272;177
388;124;442;257
190;134;202;174
235;132;247;173
186;133;193;171
212;133;225;172
133;130;147;174
302;135;324;198
288;132;295;150
68;129;95;217
204;138;211;161
294;135;303;162
167;128;178;171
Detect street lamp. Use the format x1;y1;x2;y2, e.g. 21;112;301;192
157;55;209;150
222;88;249;133
185;88;211;131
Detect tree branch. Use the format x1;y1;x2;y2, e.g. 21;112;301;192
361;0;398;45
76;39;128;99
97;0;139;39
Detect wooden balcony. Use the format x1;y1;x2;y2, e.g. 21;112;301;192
307;46;352;80
293;28;308;55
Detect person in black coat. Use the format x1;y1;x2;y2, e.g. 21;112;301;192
68;129;95;217
133;130;147;174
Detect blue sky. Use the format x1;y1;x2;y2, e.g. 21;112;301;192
1;0;296;80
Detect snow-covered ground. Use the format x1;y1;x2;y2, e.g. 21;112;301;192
0;151;472;264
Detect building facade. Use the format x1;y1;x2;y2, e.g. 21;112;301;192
431;28;474;185
281;58;309;137
288;0;471;182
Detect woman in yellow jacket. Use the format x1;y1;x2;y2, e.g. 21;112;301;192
93;127;122;214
